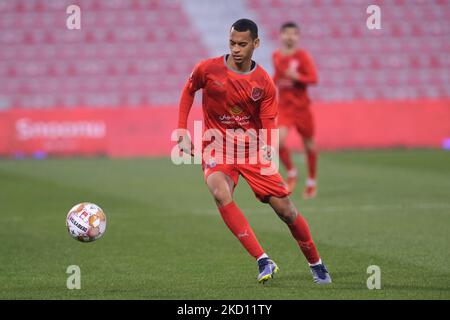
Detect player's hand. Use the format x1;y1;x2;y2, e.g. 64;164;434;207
260;145;274;162
284;68;300;82
176;129;195;157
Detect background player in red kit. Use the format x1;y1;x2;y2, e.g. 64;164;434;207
272;22;319;198
177;19;331;284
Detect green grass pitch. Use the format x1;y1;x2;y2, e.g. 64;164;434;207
0;149;449;299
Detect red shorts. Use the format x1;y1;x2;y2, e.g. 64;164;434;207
203;162;290;203
278;106;315;139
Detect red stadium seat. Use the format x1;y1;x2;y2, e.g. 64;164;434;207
0;0;209;108
0;0;448;108
244;0;449;102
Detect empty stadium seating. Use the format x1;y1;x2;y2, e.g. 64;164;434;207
0;0;209;108
0;0;448;109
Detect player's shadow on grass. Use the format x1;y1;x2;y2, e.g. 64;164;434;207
263;270;365;290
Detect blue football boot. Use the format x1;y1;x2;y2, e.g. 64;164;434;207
257;257;279;283
310;262;332;284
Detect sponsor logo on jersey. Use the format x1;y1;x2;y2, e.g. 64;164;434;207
229;105;243;115
219;114;251;126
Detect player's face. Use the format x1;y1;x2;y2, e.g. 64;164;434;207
280;27;299;48
229;29;259;65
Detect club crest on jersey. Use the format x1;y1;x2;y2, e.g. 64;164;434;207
251;87;263;101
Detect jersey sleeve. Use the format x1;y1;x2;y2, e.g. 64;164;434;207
260;78;278;121
297;52;318;85
272;52;285;84
177;61;206;129
260;78;278;147
186;61;206;93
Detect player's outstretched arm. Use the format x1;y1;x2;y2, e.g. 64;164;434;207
177;62;205;156
177;81;196;130
177;82;196;156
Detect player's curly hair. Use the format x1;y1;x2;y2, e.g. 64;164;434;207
231;19;259;40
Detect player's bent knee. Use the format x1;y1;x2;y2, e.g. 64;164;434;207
211;188;233;207
282;202;297;224
279;207;297;224
271;197;297;224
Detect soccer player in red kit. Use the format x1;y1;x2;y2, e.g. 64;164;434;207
176;19;331;284
272;22;319;198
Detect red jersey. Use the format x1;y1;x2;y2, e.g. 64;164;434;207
272;49;318;109
178;55;278;163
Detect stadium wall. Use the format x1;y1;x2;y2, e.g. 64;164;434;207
0;101;449;158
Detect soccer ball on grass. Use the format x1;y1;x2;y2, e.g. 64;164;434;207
66;202;107;242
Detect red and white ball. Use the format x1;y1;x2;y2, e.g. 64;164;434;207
66;203;107;242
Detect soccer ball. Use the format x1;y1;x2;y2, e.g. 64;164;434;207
66;202;107;242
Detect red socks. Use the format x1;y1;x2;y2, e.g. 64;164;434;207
218;202;264;259
287;212;320;264
306;150;317;180
218;202;320;265
279;146;294;172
